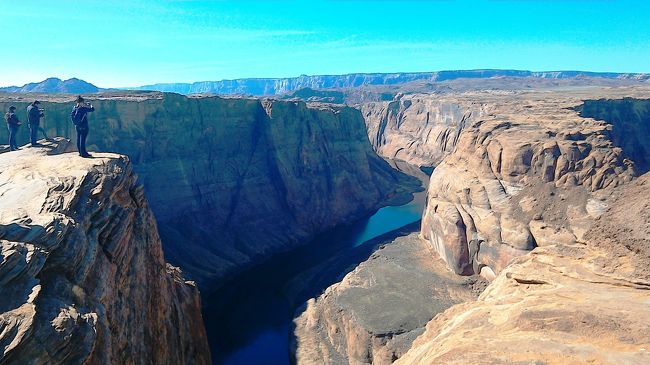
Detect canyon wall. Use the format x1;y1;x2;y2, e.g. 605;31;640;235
578;98;650;172
0;94;418;289
363;92;641;278
0;143;210;364
361;96;487;166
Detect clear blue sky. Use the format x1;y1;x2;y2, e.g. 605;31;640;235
1;0;648;88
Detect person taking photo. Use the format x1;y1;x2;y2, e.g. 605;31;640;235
26;100;44;146
70;96;95;158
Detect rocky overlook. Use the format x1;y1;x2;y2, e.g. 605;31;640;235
0;141;210;364
0;93;419;290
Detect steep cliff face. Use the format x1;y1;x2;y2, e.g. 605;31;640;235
577;98;650;172
396;173;650;365
0;143;210;364
361;96;487;166
0;94;418;289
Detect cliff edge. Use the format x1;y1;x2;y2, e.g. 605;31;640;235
0;142;210;364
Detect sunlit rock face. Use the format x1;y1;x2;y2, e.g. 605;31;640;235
361;96;487;167
0;143;210;365
362;90;645;278
396;171;650;365
291;232;485;365
0;94;419;289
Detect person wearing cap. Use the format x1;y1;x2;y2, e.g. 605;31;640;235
4;106;21;151
70;96;95;158
26;100;44;146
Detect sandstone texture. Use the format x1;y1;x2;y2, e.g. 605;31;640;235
0;93;419;290
396;172;650;365
363;89;649;278
0;142;210;364
292;233;485;365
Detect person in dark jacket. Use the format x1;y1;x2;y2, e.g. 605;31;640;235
70;96;95;158
26;100;44;146
4;106;21;151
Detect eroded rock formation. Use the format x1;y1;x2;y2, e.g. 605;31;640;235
396;172;650;365
362;96;486;166
0;143;210;364
363;90;647;278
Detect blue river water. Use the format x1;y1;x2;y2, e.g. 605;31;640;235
203;169;428;365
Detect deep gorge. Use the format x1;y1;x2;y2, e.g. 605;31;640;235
2;90;650;365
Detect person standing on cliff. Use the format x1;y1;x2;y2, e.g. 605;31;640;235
4;106;21;151
26;100;44;146
70;96;95;158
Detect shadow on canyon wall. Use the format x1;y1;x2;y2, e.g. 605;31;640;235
576;98;650;173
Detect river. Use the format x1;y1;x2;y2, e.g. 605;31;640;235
203;163;428;365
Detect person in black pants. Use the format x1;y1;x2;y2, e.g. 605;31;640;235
5;106;21;151
26;100;44;146
70;96;95;158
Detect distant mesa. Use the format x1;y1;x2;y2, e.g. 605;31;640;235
0;77;100;94
130;69;650;96
3;69;649;96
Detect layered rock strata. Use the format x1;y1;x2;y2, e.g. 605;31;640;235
361;96;487;166
0;143;210;364
0;94;418;289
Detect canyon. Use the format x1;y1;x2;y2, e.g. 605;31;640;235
1;80;649;365
292;86;650;364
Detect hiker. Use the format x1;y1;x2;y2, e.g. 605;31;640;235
70;96;95;158
26;100;44;146
4;106;21;151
